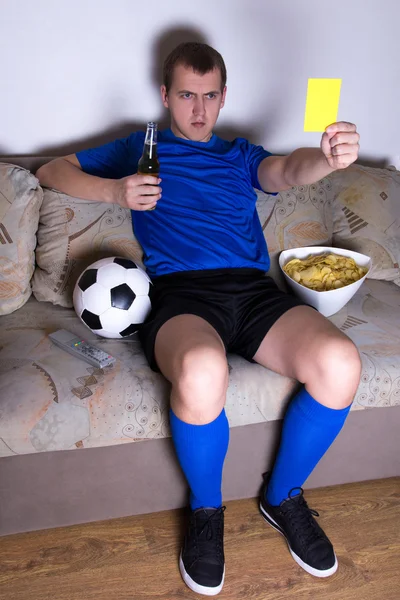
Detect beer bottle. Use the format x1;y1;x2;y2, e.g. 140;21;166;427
137;122;160;211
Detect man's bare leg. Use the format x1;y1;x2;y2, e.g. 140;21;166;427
155;314;229;423
252;305;361;408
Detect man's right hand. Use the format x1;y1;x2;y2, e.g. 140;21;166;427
112;174;162;211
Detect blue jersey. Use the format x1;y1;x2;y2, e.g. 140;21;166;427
76;128;274;279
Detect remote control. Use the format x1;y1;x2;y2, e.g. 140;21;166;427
49;329;116;368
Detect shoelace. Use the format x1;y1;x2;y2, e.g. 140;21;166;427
193;506;226;562
281;488;324;549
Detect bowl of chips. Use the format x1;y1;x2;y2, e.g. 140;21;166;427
279;246;371;317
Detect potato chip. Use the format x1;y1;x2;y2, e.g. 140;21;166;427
283;252;368;292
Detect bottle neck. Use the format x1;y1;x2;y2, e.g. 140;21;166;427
145;123;157;146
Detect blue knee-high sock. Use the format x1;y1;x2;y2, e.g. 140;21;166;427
169;407;230;510
266;387;351;506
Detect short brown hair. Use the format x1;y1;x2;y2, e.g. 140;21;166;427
163;42;227;93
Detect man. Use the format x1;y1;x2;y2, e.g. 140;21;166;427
36;42;362;596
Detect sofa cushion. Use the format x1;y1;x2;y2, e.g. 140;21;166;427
258;176;334;289
0;163;43;315
330;165;400;286
32;188;145;307
0;279;398;457
32;175;334;307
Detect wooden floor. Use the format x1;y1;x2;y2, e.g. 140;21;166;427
1;478;399;600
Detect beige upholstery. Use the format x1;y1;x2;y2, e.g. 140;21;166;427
0;163;42;314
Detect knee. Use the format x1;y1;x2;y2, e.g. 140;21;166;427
315;336;362;407
178;344;229;396
173;345;229;422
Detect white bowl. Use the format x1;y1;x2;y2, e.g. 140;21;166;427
279;246;372;317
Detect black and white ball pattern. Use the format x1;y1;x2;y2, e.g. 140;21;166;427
73;257;152;338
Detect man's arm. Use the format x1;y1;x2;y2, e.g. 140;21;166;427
35;154;162;211
36;155;115;203
257;122;360;193
257;149;335;193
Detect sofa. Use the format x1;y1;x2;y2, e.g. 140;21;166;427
1;155;399;537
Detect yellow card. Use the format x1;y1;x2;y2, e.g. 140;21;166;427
304;78;342;132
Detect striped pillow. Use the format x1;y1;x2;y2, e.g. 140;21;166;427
331;165;400;286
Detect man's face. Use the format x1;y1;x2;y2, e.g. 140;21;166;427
161;64;226;143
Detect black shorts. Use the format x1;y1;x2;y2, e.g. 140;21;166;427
138;268;307;372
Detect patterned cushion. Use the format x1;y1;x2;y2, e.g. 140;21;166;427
257;176;334;288
0;163;43;315
32;178;334;306
32;188;144;307
331;165;400;286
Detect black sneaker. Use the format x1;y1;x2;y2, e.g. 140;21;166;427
179;506;226;596
259;473;338;577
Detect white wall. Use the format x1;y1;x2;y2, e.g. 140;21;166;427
1;0;399;165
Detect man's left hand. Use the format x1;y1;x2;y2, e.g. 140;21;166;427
320;122;360;170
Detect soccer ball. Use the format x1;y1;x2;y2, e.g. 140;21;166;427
73;257;152;338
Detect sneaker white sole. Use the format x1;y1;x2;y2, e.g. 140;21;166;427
179;551;225;596
259;501;338;578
